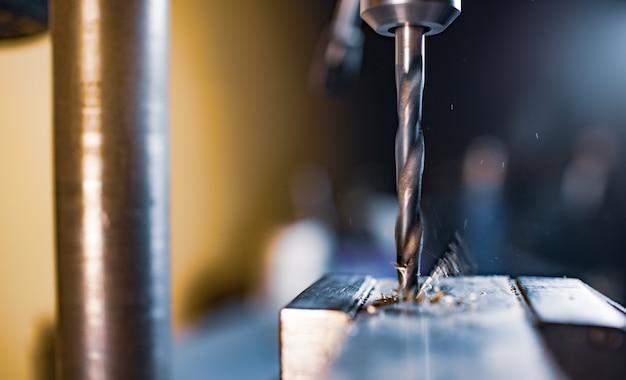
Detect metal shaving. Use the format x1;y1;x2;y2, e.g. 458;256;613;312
414;232;476;303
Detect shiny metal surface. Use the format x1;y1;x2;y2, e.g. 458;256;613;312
329;276;566;380
393;25;426;294
280;275;376;380
52;1;171;379
331;0;363;51
518;277;626;329
519;277;626;379
281;274;626;379
360;0;461;37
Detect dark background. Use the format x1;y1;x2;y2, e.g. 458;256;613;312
308;0;626;302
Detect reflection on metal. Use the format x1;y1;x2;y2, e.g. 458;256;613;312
280;275;376;380
518;277;626;329
360;0;461;37
80;2;105;377
281;274;626;380
391;24;426;295
329;276;565;380
52;1;170;379
518;277;626;379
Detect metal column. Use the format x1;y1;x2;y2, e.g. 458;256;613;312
52;1;170;378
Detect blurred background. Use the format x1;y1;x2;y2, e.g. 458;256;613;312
1;0;626;378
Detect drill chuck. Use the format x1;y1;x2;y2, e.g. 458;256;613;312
360;0;461;37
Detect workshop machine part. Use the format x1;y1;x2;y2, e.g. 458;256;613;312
360;0;461;37
392;23;426;294
518;277;626;379
52;1;171;379
359;0;462;295
330;276;565;380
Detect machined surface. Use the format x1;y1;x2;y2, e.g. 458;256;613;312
329;276;565;380
360;0;461;37
518;277;626;329
280;275;376;380
518;277;626;380
52;1;171;379
280;274;626;379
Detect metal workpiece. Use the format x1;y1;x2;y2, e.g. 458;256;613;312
281;275;576;380
518;277;626;379
280;275;376;380
329;276;566;380
360;0;461;37
52;1;171;379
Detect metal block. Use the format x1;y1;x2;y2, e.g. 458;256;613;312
280;274;376;380
281;274;626;379
328;275;565;380
518;277;626;380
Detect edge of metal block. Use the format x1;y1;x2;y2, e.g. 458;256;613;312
517;276;626;330
517;276;626;380
280;274;376;380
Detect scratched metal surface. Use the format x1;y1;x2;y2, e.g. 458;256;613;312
328;276;566;380
284;274;376;316
280;274;377;380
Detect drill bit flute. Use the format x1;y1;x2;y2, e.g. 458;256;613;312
394;25;426;294
361;0;461;297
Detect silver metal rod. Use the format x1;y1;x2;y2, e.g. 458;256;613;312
394;25;426;295
52;1;171;379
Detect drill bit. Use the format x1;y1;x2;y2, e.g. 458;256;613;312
359;0;462;297
394;25;426;297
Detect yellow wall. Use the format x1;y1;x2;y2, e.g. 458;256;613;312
0;2;336;378
0;36;54;380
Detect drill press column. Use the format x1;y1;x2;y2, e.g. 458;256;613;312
52;1;171;378
360;0;461;295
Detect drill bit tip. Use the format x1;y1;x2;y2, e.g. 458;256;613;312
394;263;409;290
